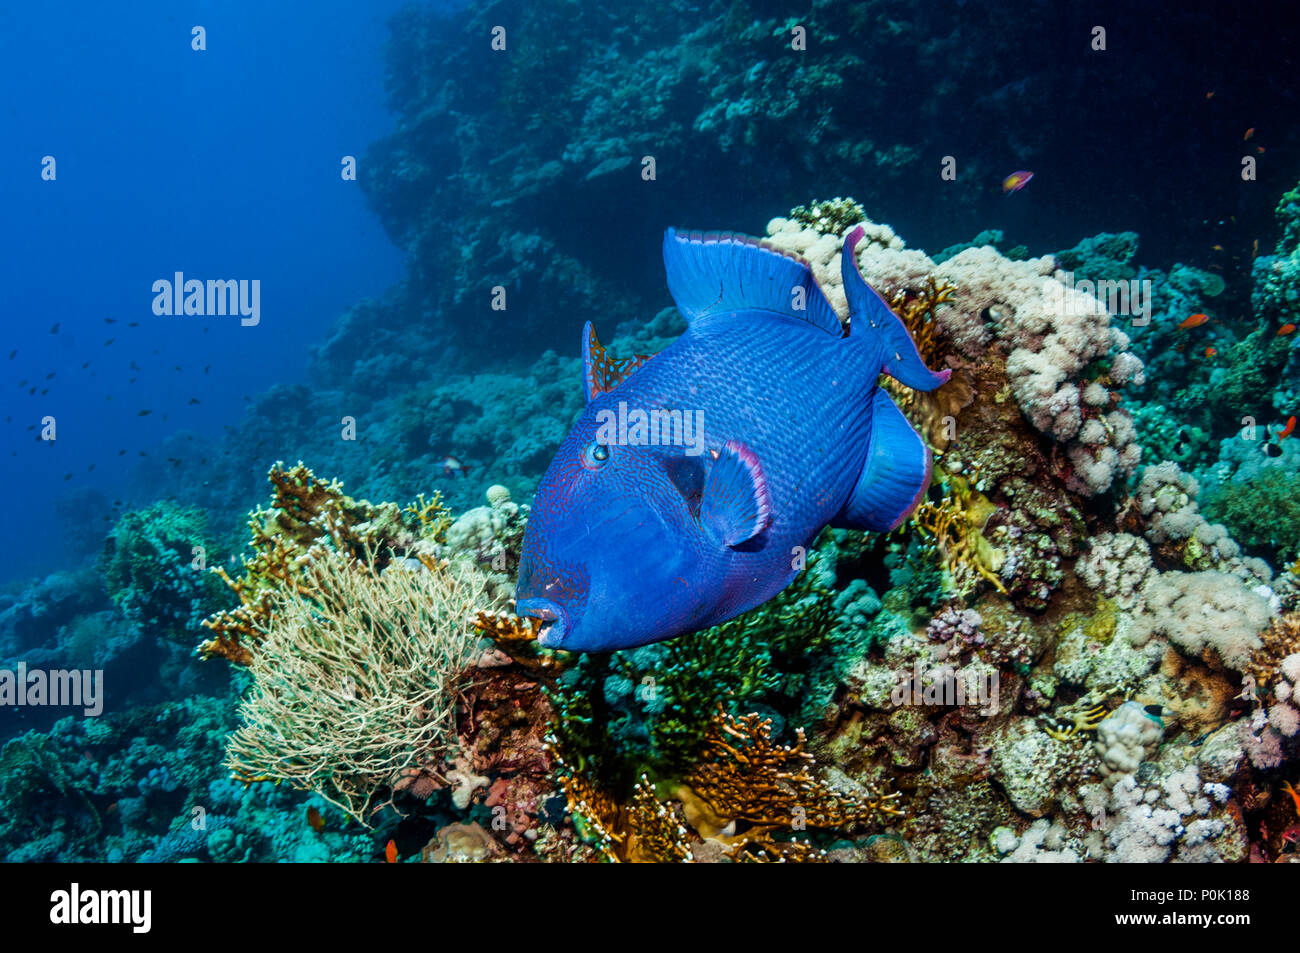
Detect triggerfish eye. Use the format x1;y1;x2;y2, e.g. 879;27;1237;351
582;441;611;469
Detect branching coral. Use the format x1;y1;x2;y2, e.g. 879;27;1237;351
201;462;447;664
224;546;490;824
788;197;868;238
554;708;900;862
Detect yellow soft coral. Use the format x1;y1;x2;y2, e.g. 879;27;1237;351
908;470;1006;595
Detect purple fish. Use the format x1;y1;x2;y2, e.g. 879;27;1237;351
515;227;950;651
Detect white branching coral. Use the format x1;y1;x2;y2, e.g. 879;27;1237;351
1082;765;1235;863
1078;533;1154;610
1132;571;1273;672
763;214;1144;495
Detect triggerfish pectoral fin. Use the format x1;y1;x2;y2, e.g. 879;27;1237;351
841;226;951;392
663;229;844;336
700;439;773;548
834;389;932;533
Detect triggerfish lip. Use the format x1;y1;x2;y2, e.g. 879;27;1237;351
516;597;569;647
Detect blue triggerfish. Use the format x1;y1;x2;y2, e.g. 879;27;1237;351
515;227;951;651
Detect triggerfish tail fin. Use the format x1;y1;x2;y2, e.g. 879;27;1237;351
700;439;773;548
833;389;933;532
841;226;951;392
663;229;844;336
583;321;654;403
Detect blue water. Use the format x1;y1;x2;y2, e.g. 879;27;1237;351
0;1;408;580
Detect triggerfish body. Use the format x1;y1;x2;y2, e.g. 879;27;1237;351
1002;170;1034;193
515;227;950;651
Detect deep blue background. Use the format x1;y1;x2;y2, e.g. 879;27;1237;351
0;2;411;580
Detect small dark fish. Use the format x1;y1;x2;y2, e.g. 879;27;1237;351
130;361;140;371
18;379;26;387
39;389;48;396
188;398;200;405
203;365;210;374
104;338;115;346
1144;704;1164;717
137;409;151;416
1264;443;1282;458
7;350;14;360
63;473;72;481
128;322;139;327
50;323;59;334
118;450;126;456
87;464;95;472
173;365;182;372
104;317;116;324
45;372;55;380
81;362;90;369
28;387;36;396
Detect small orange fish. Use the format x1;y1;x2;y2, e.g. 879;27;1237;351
1279;323;1296;336
1203;347;1217;358
1244;127;1255;140
385;839;398;863
1280;416;1297;441
1253;239;1260;258
1178;313;1210;330
1257;146;1266;154
1212;244;1225;252
307;806;325;832
1205;91;1215;99
1002;170;1034;193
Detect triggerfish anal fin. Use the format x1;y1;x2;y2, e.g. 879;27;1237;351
700;439;773;548
841;226;951;392
583;321;655;403
662;229;844;336
834;389;932;533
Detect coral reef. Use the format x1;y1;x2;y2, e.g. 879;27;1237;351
224;546;492;822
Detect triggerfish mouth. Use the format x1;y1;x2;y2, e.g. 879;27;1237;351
515;226;951;652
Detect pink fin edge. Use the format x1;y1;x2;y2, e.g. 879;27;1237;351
723;438;773;538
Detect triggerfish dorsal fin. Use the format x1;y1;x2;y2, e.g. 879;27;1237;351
700;439;773;548
841;226;951;392
834;389;933;532
583;321;655;403
663;228;844;336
